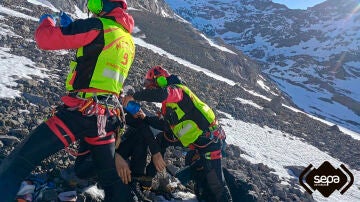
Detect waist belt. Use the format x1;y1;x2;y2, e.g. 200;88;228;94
61;95;121;117
61;94;125;138
205;150;222;160
188;124;226;150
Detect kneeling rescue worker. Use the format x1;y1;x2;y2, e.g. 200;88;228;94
122;66;233;202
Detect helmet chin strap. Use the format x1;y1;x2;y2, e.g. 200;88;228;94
88;10;105;18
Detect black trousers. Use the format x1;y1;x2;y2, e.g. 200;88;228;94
149;133;233;202
75;111;156;180
0;107;130;202
74;126;149;179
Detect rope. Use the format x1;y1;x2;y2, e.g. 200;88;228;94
190;138;216;149
65;147;90;157
163;132;178;143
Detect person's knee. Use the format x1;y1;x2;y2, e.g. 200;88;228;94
74;164;89;179
103;179;131;202
98;168;132;201
205;169;231;201
74;155;96;179
97;167;122;186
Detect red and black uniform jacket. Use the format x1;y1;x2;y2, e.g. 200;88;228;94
35;8;134;50
133;85;211;131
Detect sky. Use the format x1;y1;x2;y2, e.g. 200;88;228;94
272;0;326;9
1;1;360;201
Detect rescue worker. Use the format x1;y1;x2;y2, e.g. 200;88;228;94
122;66;233;202
0;0;136;201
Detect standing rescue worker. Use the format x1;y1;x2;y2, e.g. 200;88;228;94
0;0;135;201
122;66;233;202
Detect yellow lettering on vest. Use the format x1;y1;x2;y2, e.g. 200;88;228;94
106;62;122;70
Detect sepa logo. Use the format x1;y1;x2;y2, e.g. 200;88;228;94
299;161;354;197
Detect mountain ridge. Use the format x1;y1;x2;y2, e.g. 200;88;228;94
164;0;360;133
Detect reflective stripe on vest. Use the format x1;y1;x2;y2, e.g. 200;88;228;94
66;18;135;96
172;120;203;147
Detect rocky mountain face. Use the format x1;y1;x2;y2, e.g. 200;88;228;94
34;0;266;89
0;0;359;201
164;0;360;133
39;0;177;18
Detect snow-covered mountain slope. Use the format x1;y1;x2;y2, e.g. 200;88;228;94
165;0;360;133
1;0;360;201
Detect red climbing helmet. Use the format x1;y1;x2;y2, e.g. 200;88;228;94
145;66;170;80
144;66;170;88
113;0;127;10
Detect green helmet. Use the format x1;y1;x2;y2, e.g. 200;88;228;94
87;0;127;14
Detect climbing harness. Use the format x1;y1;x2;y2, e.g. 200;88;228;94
204;124;226;141
163;132;179;143
61;93;125;136
47;93;126;156
188;123;226;150
61;94;123;118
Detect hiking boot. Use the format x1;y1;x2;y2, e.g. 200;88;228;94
16;181;35;202
16;195;32;202
34;188;58;201
133;175;153;188
130;181;152;202
58;191;77;202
